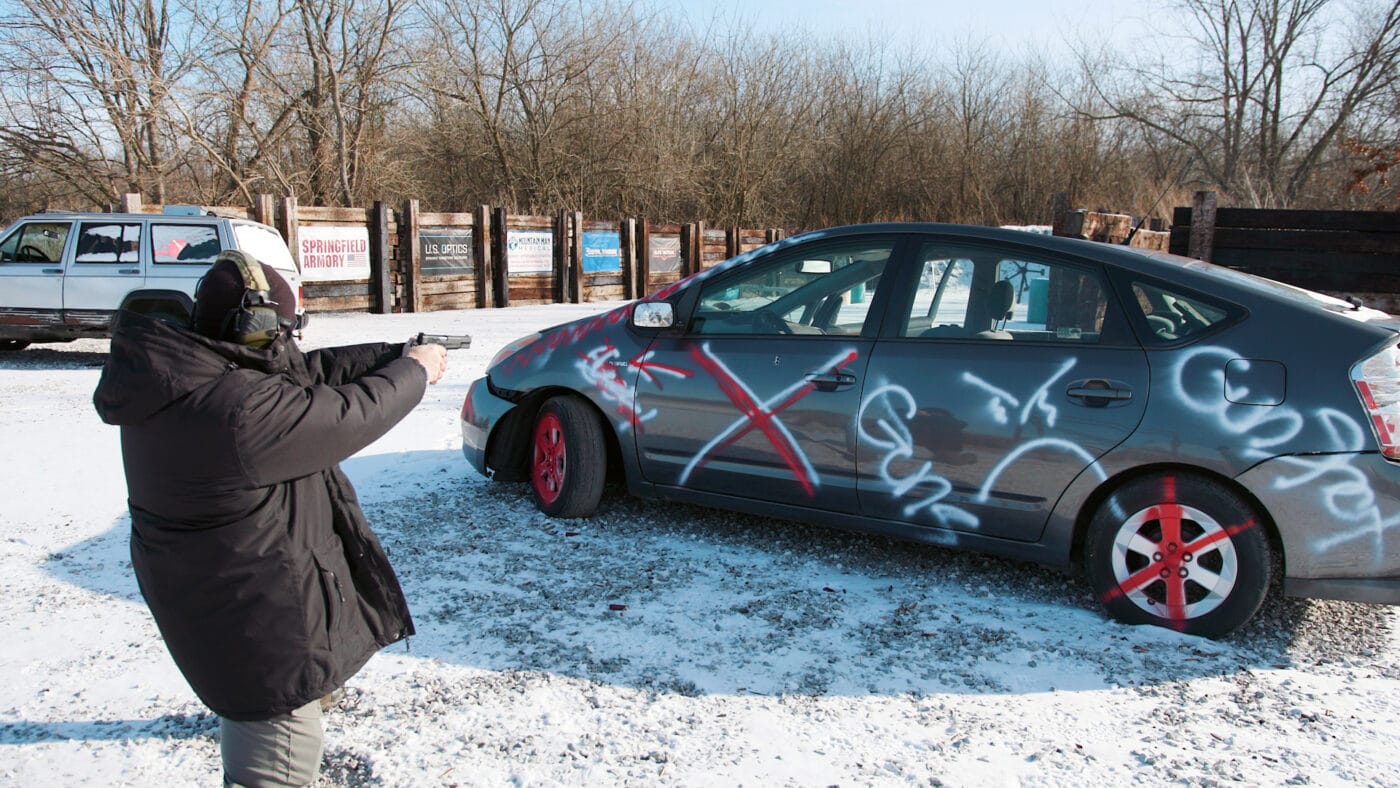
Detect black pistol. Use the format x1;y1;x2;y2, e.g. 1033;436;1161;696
413;332;472;349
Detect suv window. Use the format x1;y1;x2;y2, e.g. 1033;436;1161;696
234;224;298;270
75;222;142;264
153;223;221;264
0;222;69;263
691;240;894;336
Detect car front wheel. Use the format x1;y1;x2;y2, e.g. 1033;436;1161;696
529;396;607;518
1085;473;1271;639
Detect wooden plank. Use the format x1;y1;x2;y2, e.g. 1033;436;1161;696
304;295;373;312
417;278;478;296
1215;208;1400;233
505;214;552;230
422;291;481;310
417;211;476;226
295;205;373;223
303;281;373;298
585;274;625;287
1188;191;1217;262
1212;248;1400;277
1211;228;1400;255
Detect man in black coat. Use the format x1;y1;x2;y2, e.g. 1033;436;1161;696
93;251;447;786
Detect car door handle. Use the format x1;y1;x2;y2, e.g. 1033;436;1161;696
118;268;140;275
43;268;62;274
805;371;858;391
1066;379;1133;407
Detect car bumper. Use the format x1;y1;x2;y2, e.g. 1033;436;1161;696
1236;451;1400;604
460;376;516;477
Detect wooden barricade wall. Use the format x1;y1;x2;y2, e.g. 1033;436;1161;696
578;217;629;303
1169;193;1400;311
501;214;556;306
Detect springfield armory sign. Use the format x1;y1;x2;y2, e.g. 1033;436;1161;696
299;226;371;282
421;230;474;276
507;229;553;275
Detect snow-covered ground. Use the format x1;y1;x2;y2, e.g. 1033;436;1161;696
2;304;1398;786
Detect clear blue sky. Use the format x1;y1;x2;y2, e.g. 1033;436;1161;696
649;0;1136;52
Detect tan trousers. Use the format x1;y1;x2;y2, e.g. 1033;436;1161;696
220;698;323;787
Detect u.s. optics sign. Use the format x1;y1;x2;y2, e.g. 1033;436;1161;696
298;226;371;281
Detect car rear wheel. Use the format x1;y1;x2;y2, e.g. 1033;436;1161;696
0;340;30;351
530;396;607;518
1085;473;1271;639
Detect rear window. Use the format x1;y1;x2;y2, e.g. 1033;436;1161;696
233;224;297;272
1131;281;1232;345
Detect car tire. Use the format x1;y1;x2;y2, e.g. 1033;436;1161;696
529;396;607;518
1084;473;1271;639
0;340;30;351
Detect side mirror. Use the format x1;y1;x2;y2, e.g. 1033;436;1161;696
633;301;675;329
798;260;832;274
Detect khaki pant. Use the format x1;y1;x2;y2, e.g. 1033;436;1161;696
220;698;323;787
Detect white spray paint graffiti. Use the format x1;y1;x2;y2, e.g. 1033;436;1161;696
576;341;691;432
961;358;1076;428
858;358;1106;529
1170;346;1400;559
857;383;979;529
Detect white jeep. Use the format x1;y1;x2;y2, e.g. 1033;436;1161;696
0;208;304;350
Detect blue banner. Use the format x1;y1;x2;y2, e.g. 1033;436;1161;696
582;231;622;273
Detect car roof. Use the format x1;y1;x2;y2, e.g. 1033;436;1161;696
10;211;262;226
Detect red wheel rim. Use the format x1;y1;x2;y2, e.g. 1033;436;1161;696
532;412;566;505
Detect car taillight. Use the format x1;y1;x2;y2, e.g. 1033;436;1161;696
1353;340;1400;460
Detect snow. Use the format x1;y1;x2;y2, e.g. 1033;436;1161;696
2;304;1399;786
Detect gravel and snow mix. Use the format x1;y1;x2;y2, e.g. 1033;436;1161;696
2;304;1397;785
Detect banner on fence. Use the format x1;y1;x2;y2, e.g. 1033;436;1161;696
506;229;553;275
649;235;681;274
582;231;622;273
421;230;474;276
299;226;371;282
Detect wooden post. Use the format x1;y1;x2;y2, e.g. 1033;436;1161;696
492;207;509;308
254;194;276;227
1187;190;1218;262
474;205;493;309
638;218;651;297
552;208;568;303
279;196;299;271
401;198;421;313
370;201;392;314
121;193;143;213
620;218;637;300
726;226;739;259
570;211;584;303
680;223;696;277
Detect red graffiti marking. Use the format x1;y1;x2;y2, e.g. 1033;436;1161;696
683;344;858;497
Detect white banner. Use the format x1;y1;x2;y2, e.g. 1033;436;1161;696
507;229;554;275
298;226;371;282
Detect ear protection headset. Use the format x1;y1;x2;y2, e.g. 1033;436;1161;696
215;249;285;349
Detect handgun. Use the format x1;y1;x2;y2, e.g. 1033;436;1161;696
412;332;472;349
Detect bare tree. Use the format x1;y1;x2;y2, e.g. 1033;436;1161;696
0;0;196;205
1075;0;1400;207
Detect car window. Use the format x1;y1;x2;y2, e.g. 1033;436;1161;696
233;223;298;271
0;222;69;263
1131;281;1231;344
902;243;1108;343
691;240;894;336
75;222;142;264
153;223;221;264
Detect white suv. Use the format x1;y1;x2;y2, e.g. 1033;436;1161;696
0;208;304;350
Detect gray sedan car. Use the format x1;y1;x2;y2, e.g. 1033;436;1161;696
462;223;1400;638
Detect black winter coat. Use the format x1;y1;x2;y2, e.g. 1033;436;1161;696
93;312;423;721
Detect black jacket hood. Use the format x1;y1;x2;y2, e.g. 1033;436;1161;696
94;311;293;426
